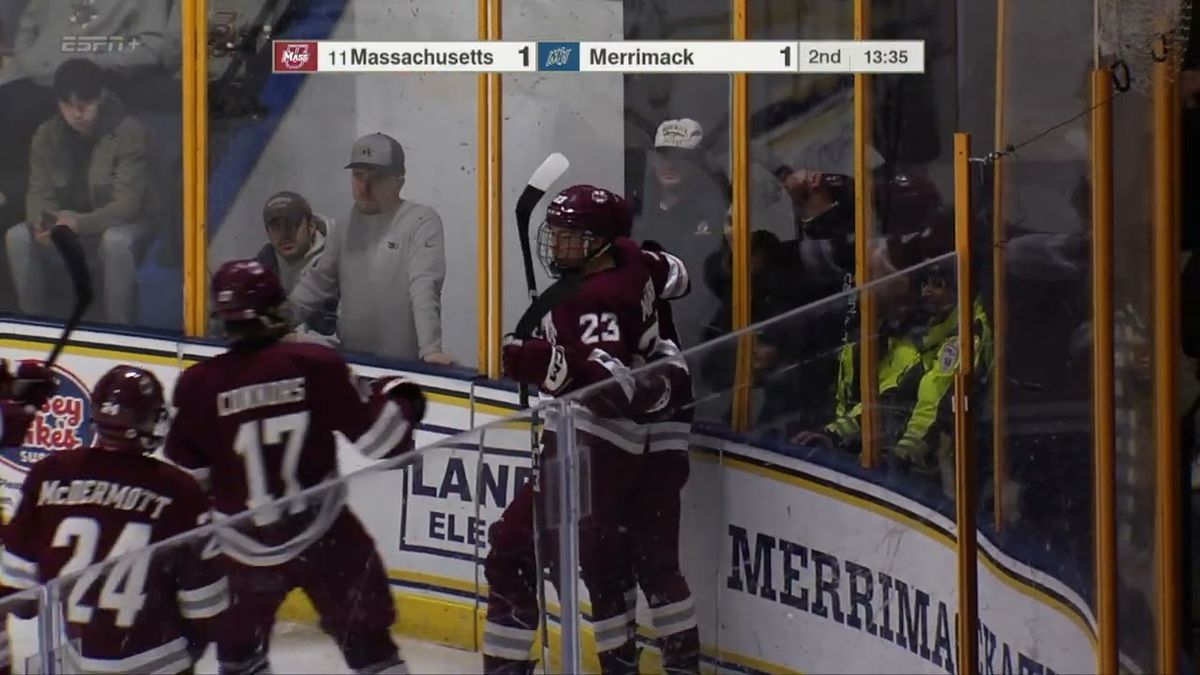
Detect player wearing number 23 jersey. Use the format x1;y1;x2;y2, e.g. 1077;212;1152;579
485;185;690;675
164;259;427;675
1;365;229;674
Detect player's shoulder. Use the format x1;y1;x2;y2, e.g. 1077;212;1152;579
142;456;208;501
205;340;345;371
613;236;643;258
274;339;347;370
175;351;231;391
27;446;89;477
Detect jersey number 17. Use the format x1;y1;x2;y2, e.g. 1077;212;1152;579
234;411;311;526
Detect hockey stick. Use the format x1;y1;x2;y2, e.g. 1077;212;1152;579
513;152;569;672
46;225;93;368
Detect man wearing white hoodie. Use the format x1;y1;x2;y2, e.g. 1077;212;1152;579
254;190;339;340
287;132;455;365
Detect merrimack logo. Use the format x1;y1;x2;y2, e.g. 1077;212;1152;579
19;363;92;466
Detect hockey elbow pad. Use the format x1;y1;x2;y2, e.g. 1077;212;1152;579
575;350;640;418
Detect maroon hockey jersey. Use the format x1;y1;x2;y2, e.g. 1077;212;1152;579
535;238;690;452
164;340;413;567
1;448;227;673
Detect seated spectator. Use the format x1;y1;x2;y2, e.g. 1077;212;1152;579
0;0;174;230
255;190;338;341
287;132;455;365
6;58;151;325
792;260;993;497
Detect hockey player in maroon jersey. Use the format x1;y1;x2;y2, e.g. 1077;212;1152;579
483;185;691;675
0;359;58;675
164;259;427;675
1;365;229;674
621;238;701;674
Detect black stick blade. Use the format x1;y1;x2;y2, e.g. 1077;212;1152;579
46;225;94;367
50;225;92;308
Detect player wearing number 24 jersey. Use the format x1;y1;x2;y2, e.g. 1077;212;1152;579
164;259;427;675
1;365;229;674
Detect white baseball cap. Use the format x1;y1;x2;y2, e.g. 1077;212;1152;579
654;118;704;150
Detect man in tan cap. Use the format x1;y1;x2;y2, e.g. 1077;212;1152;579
287;132;454;364
255;190;338;338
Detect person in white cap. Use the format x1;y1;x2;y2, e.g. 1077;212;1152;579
631;118;728;352
286;132;455;365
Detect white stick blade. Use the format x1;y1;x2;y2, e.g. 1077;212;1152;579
528;153;570;192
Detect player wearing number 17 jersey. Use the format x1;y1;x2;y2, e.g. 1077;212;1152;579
1;365;229;674
164;259;427;675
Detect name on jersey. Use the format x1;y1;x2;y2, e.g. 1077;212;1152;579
37;479;173;519
217;378;306;417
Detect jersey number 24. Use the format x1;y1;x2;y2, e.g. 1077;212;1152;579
53;517;151;628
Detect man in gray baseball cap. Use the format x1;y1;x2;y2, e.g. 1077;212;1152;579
287;132;454;364
344;132;406;174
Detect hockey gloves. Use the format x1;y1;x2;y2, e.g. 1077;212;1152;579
0;361;57;447
502;335;572;394
13;361;58;409
627;335;694;423
373;376;428;427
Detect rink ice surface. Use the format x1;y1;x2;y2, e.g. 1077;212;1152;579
8;617;485;674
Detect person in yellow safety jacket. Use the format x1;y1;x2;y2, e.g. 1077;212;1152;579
793;267;993;480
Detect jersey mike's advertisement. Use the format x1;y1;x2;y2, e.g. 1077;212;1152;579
11;363;92;464
0;361;93;522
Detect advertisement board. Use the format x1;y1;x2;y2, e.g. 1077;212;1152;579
0;322;1099;673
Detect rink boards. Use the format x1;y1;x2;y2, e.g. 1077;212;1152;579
0;320;1099;674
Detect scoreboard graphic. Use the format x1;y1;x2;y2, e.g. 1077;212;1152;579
273;39;924;74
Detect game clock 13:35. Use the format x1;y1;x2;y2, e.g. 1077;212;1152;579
864;49;908;65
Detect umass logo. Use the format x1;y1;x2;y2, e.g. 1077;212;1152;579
17;362;93;467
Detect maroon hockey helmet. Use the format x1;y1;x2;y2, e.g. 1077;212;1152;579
211;259;287;323
90;365;167;453
538;184;631;276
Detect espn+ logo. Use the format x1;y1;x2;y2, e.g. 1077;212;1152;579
60;36;140;53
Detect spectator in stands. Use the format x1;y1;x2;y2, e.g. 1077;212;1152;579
287;132;455;365
6;58;150;325
792;258;993;498
779;168;853;243
256;190;338;341
0;0;174;230
631;118;728;351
